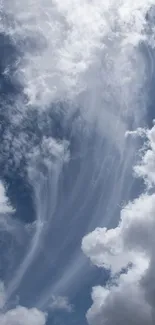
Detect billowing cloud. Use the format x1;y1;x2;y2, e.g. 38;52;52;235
82;124;155;325
0;306;47;325
0;283;46;325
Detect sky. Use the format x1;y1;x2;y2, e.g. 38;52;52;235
0;1;155;324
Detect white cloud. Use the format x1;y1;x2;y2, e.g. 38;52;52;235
0;284;47;325
82;124;155;325
134;125;155;188
0;0;154;179
2;0;153;152
1;0;155;320
0;181;14;215
0;306;47;325
27;137;69;174
48;295;73;313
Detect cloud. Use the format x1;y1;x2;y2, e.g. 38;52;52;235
134;125;155;188
48;295;73;313
2;0;153;152
27;136;69;177
0;306;47;325
1;0;154;178
82;124;155;325
0;181;14;215
0;283;46;325
1;0;155;317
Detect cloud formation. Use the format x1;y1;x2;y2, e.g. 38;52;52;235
82;124;155;325
0;306;46;325
3;0;153;151
49;295;73;313
0;283;46;325
1;0;155;320
0;181;14;215
0;181;47;325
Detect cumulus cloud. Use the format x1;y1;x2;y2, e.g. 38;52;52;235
82;124;155;325
0;306;47;325
0;283;46;325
